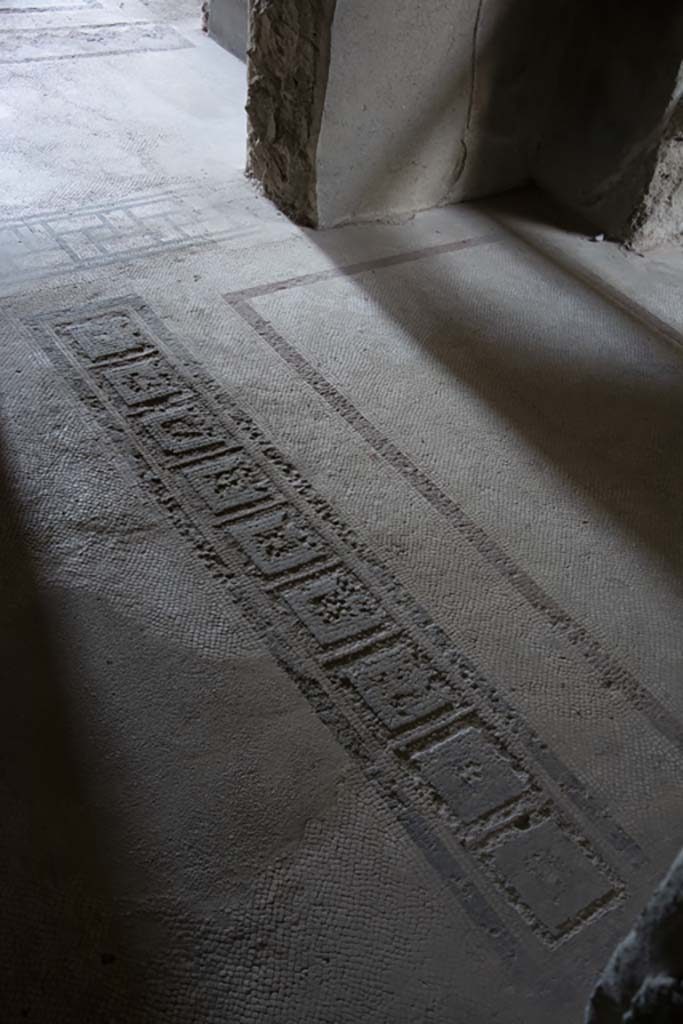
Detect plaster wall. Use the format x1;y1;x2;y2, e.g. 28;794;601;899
315;0;569;226
245;0;682;241
208;0;248;60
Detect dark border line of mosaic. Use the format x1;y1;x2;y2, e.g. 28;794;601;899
224;295;683;757
224;234;503;300
225;222;683;354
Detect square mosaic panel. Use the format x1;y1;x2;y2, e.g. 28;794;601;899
142;406;225;456
58;310;152;362
413;726;527;824
487;818;614;936
182;451;275;514
104;359;189;407
336;641;452;732
228;507;328;576
281;567;386;646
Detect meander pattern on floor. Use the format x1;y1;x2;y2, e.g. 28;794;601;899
1;1;682;1021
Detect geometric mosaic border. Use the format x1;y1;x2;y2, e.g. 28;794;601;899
27;295;640;957
0;189;262;288
0;0;100;11
0;22;192;65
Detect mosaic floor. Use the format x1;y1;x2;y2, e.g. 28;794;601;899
1;2;682;1021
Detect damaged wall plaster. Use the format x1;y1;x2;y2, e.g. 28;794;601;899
246;0;336;226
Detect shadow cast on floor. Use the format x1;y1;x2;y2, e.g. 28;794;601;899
303;191;683;580
0;429;145;1021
